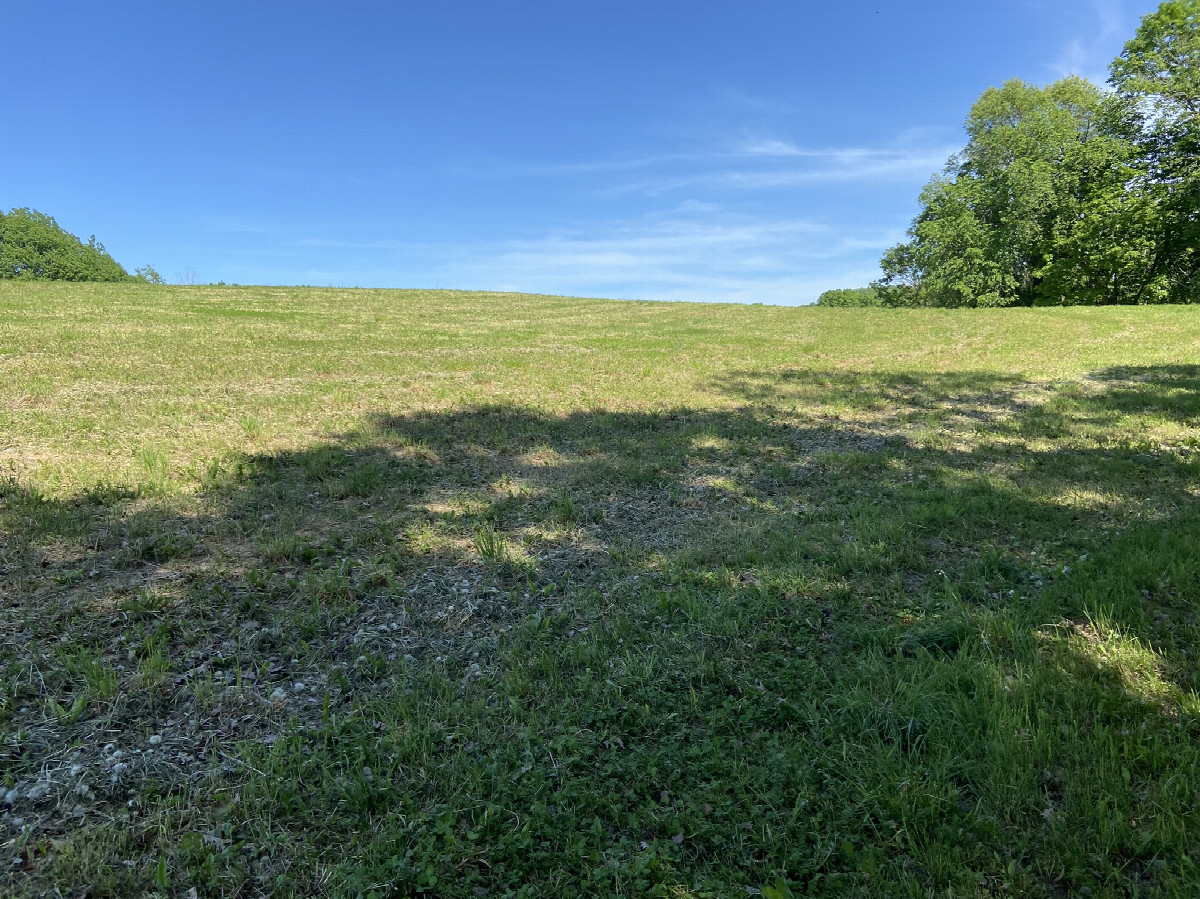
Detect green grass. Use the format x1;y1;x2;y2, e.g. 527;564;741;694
3;282;1200;896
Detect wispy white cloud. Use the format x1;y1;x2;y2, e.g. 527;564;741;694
1051;0;1129;85
287;212;899;304
731;147;957;186
421;213;901;305
283;125;938;302
740;139;808;157
606;145;957;195
491;153;699;177
476;133;956;194
673;199;720;214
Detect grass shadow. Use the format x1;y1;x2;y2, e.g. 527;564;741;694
3;365;1200;895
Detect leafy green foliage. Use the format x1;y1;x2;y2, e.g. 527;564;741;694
815;287;880;307
876;79;1152;307
134;264;166;284
878;1;1200;307
1112;0;1200;304
1111;0;1200;115
0;208;132;281
0;208;162;285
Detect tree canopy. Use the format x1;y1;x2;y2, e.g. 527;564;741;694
875;0;1200;307
0;208;137;282
1112;0;1200;303
816;287;881;307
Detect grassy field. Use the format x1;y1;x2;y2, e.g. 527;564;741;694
3;282;1200;897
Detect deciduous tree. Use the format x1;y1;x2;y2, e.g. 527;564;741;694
0;208;131;282
1111;0;1200;303
876;78;1148;306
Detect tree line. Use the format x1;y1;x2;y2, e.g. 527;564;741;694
0;208;162;283
821;0;1199;308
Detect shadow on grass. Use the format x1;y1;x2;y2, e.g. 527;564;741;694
2;366;1200;896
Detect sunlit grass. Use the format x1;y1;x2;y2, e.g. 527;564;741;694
3;283;1200;896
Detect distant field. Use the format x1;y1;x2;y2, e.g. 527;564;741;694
3;283;1200;896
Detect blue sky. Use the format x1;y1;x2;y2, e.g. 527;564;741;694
3;1;1160;303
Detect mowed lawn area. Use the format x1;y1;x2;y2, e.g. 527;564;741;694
3;283;1200;897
